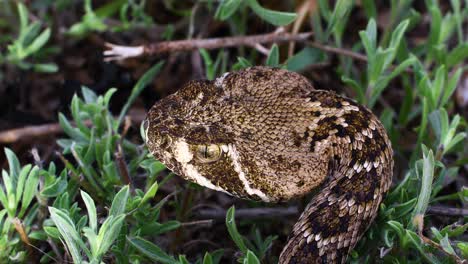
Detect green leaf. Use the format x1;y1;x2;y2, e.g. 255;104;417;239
81;86;97;104
432;65;446;107
440;223;468;238
286;47;323;71
368;48;393;84
83;227;98;256
103;88;117;107
412;147;434;222
429;110;443;142
387;220;404;238
440;67;462;107
59;113;88;141
49;207;87;263
24;28;51;56
118;61;164;127
226;206;248;254
440;235;456;255
203;252;213;264
233;57;253;70
369;55;416;108
127;236;177;264
457;242;468;259
70;94;89;136
439;13;456;44
428;5;442;49
43;226;61;239
215;0;243;20
19;166;39;217
360;18;377;58
361;0;377;18
139;181;158;207
15;164;32;205
140;159;166;177
5;148;21;182
243;250;260;264
405;230;439;263
109;185;129;217
21;22;41;48
265;44;279;67
140;220;180;236
245;0;297;26
97;214;125;257
444;131;466;155
311;8;324;42
342;76;365;103
325;0;353;36
379;20;409;71
178;255;190;264
447;43;468;67
81;191;97;233
17;3;28;37
388;19;409;51
0;185;8;213
200;49;215;80
2;171;14;211
391;198;417;219
40;171;68;197
32;63;58;73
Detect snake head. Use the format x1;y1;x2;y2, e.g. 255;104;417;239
144;77;246;197
145;67;330;202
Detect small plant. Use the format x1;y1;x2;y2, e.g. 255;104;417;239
68;0;155;37
48;187;129;263
215;0;297;26
0;149;40;262
1;3;57;73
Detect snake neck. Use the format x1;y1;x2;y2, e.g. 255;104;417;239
279;94;394;264
280;157;392;263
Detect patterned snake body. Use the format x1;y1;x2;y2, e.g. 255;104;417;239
145;67;393;263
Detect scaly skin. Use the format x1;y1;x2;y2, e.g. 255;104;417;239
145;67;393;263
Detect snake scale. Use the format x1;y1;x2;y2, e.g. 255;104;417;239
145;67;394;263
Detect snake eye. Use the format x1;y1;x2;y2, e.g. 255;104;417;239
195;144;222;163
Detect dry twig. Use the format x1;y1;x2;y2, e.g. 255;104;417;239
0;113;145;144
104;31;313;61
103;30;414;74
427;205;468;217
194;206;299;220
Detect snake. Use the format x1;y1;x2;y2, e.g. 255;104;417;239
144;66;394;263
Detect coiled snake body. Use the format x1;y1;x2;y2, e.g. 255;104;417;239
145;67;393;263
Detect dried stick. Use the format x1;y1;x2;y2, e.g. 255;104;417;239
0;113;146;144
427;205;468;217
180;219;214;228
0;122;72;144
103;30;415;75
104;31;313;61
194;206;299;220
306;41;368;62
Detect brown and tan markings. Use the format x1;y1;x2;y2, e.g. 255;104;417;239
145;66;393;263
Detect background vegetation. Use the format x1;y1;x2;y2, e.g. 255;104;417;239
0;0;467;263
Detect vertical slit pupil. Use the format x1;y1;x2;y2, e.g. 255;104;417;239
203;146;208;159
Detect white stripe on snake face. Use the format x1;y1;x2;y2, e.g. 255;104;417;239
143;119;150;144
227;144;271;202
173;139;194;163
